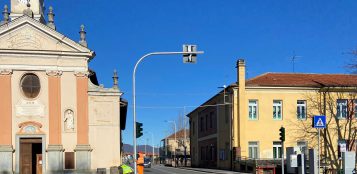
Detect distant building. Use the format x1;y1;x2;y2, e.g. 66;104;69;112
0;0;127;173
160;129;190;160
188;59;357;172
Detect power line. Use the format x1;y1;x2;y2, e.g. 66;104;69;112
130;103;232;110
124;92;215;96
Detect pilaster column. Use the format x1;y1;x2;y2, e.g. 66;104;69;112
47;70;64;172
0;69;14;173
47;70;63;145
232;88;239;148
74;71;92;170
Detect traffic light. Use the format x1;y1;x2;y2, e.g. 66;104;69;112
136;122;143;138
279;127;285;142
183;45;197;63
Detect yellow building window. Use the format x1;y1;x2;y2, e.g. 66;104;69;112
249;100;258;120
273;100;282;120
273;141;282;159
248;141;259;159
337;99;348;119
297;100;307;120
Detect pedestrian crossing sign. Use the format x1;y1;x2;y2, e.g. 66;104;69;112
313;115;326;128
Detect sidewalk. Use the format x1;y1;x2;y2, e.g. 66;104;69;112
178;167;250;174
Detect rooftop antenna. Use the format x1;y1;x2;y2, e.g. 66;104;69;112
289;51;302;73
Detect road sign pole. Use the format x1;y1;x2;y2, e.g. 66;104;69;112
313;115;326;174
318;128;320;174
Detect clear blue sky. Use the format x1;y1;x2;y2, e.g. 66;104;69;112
2;0;357;147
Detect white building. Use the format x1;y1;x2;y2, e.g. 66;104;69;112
0;0;127;173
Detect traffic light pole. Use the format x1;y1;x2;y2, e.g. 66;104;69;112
279;126;285;174
281;141;284;174
132;49;204;174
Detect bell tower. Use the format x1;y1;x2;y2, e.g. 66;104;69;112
10;0;45;22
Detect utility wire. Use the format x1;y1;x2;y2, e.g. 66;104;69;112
130;103;232;109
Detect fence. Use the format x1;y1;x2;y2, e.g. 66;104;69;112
235;157;282;173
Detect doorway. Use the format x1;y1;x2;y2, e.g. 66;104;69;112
20;138;43;174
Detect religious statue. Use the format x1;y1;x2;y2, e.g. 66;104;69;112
64;109;74;131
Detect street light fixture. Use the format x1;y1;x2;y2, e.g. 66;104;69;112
165;120;177;167
132;45;203;174
218;85;227;104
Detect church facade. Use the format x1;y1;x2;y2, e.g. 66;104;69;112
0;0;127;173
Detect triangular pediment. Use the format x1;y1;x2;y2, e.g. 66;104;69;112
0;15;91;53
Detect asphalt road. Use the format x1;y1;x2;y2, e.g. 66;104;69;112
144;165;244;174
144;166;208;174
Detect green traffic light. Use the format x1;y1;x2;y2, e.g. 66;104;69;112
136;122;143;138
279;127;285;142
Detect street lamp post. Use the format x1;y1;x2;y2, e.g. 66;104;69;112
146;131;155;164
145;138;148;155
183;106;188;167
132;45;203;174
166;120;177;167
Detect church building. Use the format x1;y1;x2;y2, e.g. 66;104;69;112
0;0;127;173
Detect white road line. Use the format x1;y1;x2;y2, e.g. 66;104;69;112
174;167;215;173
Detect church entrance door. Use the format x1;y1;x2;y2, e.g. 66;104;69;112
20;138;42;174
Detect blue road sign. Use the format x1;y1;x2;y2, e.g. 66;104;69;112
313;115;326;128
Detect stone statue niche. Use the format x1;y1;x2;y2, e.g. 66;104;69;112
64;109;75;131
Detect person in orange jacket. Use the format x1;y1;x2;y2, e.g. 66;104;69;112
137;152;144;174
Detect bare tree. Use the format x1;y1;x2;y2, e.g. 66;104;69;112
166;112;190;166
168;113;188;135
290;87;357;172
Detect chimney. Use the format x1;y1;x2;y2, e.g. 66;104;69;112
236;59;245;89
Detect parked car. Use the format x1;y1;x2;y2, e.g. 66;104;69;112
143;158;151;168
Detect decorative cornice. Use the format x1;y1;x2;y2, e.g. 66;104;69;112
18;121;43;129
46;70;62;77
88;78;121;96
0;15;92;53
0;69;12;75
17;121;45;135
74;71;89;77
0;64;87;72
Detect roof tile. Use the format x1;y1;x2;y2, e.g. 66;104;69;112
246;73;357;87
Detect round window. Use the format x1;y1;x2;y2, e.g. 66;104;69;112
21;73;41;99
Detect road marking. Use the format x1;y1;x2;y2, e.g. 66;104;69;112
174;167;217;173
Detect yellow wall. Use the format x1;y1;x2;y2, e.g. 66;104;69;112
237;87;317;158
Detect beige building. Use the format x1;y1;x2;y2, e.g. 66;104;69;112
161;129;190;161
188;59;357;172
0;0;127;173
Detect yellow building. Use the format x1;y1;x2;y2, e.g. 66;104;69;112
188;59;357;172
161;129;190;165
